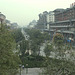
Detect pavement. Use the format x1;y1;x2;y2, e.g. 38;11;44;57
17;68;43;75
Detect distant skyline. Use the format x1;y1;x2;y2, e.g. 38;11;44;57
0;0;75;26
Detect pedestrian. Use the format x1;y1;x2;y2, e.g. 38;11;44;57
22;65;24;69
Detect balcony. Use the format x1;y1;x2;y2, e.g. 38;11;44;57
50;25;75;28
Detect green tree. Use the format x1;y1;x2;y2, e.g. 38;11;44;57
42;33;75;75
53;33;64;48
0;24;21;75
43;32;50;41
43;58;75;75
30;42;40;55
12;28;24;43
20;40;29;56
44;44;53;57
53;33;65;58
23;29;44;55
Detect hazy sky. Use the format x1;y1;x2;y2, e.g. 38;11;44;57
0;0;75;26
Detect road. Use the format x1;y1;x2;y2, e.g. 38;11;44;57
21;28;29;40
17;68;43;75
40;43;46;56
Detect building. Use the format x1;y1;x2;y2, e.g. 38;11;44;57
47;3;75;47
47;11;55;29
6;20;11;26
10;23;19;29
37;11;48;29
47;11;55;23
0;12;6;28
28;20;37;29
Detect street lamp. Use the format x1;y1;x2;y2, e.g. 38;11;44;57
26;64;28;74
19;64;21;75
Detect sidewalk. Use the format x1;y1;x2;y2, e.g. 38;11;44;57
17;68;42;75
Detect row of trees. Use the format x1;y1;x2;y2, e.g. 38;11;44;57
0;25;21;75
12;27;75;74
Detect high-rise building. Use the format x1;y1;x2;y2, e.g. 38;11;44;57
37;11;48;29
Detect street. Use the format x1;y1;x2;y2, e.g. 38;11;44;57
17;68;42;75
21;28;29;40
40;43;46;56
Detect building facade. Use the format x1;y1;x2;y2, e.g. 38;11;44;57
37;11;48;29
47;11;55;23
36;2;75;47
46;11;55;30
48;4;75;47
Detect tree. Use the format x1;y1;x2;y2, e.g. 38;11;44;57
43;32;50;41
53;33;65;58
42;33;75;75
30;42;40;55
20;40;29;56
43;58;75;75
23;29;44;55
44;43;53;57
53;33;64;48
11;28;24;43
0;24;21;75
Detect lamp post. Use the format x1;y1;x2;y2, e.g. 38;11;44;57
26;64;28;74
19;64;21;75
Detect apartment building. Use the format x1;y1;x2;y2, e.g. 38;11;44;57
47;11;55;30
37;11;48;29
36;2;75;47
48;3;75;47
47;11;55;23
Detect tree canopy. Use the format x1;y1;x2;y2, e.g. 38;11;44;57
53;33;64;46
0;25;21;75
11;28;24;43
44;44;53;57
